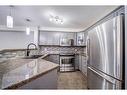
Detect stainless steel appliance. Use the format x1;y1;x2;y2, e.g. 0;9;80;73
87;15;124;89
60;38;74;46
60;54;75;72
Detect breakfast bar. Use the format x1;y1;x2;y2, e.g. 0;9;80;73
0;55;59;89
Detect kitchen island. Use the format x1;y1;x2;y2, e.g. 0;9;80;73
0;54;59;89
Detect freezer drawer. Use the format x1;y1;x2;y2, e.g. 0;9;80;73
87;67;122;89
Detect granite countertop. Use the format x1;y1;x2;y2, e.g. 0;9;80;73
0;54;59;89
0;48;37;52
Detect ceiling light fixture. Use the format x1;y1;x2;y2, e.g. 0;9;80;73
26;27;30;35
26;18;31;35
49;15;64;24
7;6;13;28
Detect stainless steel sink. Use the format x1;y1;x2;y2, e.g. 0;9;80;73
22;55;43;59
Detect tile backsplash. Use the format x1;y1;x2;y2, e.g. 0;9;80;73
40;46;85;54
0;46;86;63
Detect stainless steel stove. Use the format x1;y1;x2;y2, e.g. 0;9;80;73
60;53;75;72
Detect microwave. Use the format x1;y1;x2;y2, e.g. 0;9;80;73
60;38;74;46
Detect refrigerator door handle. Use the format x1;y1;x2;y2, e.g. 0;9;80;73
86;37;90;65
88;66;117;84
116;15;123;80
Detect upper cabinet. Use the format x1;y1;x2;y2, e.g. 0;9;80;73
76;32;84;46
76;32;87;46
39;31;60;45
39;31;87;46
60;32;76;46
39;31;76;46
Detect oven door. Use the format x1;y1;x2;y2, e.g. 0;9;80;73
60;56;75;72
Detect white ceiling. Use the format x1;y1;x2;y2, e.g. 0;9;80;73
0;6;118;32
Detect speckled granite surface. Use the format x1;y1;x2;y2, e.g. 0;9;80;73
0;54;59;89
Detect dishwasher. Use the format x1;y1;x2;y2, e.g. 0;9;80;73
60;54;75;72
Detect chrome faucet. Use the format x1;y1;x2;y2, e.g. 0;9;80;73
26;43;37;56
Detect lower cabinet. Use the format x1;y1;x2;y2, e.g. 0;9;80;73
74;54;79;70
43;54;87;76
18;69;58;89
81;56;87;76
77;55;87;77
79;55;82;71
75;54;87;77
43;54;59;64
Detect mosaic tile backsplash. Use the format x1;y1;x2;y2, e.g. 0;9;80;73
40;46;85;54
0;46;86;63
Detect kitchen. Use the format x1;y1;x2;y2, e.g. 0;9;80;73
0;5;126;89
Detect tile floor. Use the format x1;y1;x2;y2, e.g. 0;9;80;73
57;71;87;89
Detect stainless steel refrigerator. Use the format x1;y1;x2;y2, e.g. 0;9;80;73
86;15;124;89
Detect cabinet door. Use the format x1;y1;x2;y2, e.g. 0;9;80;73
49;54;60;64
43;54;59;64
77;32;84;46
79;55;82;71
84;32;88;46
77;32;88;46
60;32;76;46
39;31;60;45
74;54;79;70
81;56;87;76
